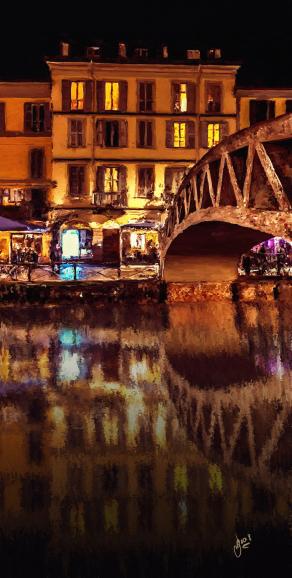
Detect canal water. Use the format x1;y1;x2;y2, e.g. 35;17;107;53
0;302;291;578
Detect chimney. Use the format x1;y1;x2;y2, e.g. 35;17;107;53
162;45;168;59
118;42;127;58
187;49;200;60
60;41;70;57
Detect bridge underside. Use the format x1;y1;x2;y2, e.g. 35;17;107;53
164;220;270;282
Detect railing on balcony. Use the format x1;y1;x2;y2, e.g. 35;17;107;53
92;191;127;208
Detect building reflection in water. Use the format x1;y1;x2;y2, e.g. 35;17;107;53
0;303;291;577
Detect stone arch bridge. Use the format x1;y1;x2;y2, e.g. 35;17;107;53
160;113;292;272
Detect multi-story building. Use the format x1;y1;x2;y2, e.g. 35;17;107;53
236;87;292;130
46;43;240;266
0;82;52;262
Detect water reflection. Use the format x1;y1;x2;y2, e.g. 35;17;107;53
0;303;291;577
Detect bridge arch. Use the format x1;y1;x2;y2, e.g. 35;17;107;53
160;114;292;277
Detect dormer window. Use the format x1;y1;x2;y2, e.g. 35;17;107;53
135;48;148;58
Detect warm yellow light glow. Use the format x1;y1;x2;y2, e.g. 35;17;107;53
174;465;188;493
130;232;145;250
105;82;119;110
104;167;119;192
71;81;84;110
180;84;187;112
103;409;119;445
104;499;119;532
207;123;220;148
174;122;186;147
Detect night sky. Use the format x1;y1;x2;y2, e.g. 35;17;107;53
2;0;292;86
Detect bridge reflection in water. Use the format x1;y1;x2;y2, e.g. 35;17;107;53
0;303;291;577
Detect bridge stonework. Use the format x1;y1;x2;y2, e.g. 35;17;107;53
160;114;292;271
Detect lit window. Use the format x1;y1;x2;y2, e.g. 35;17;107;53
105;82;119;111
173;122;186;147
130;233;145;250
71;82;84;110
207;123;220;148
174;83;187;112
104;168;119;193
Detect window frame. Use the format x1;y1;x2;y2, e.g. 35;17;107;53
136;119;155;148
70;80;86;111
205;82;223;114
68;164;86;198
172;81;188;113
136;165;155;198
137;80;155;113
68;118;86;148
30;148;45;179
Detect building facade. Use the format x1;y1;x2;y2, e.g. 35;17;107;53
0;82;52;262
236;87;292;130
46;44;239;267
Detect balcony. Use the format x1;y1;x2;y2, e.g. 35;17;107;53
92;191;127;208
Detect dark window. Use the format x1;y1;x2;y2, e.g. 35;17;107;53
0;102;5;133
286;100;292;113
68;165;85;197
137;120;153;147
24;103;50;132
96;120;128;147
164;167;186;195
138;82;154;112
206;83;222;113
137;167;154;197
30;149;44;179
249;100;275;125
69;119;85;147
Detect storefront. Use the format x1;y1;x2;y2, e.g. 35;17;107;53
11;232;43;263
60;222;93;260
121;220;160;265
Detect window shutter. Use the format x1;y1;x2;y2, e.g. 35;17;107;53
200;121;209;148
213;84;222;112
96;81;105;112
30;149;44;179
249;101;257;125
220;121;229;139
24;103;32;132
79;166;85;196
118;166;127;192
187;83;196;113
119;120;128;147
0;103;5;132
96;166;105;193
119;81;128;112
95;120;104;146
138;120;144;147
84;81;93;112
172;83;180;112
165;121;173;147
268;100;275;120
147;121;153;146
62;80;71;112
164;167;173;192
187;121;195;148
44;103;51;132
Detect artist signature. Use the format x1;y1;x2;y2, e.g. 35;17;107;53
233;534;252;558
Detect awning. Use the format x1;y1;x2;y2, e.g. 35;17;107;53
0;216;47;232
121;219;162;230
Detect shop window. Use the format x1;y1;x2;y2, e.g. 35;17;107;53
249;100;275;125
11;233;42;263
137;167;154;198
68;119;85;147
96;120;128;147
68;165;85;197
205;83;222;113
30;148;44;179
138;82;154;112
166;121;195;148
70;81;85;110
137;120;154;147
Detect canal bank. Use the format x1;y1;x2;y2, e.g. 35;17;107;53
0;278;291;305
